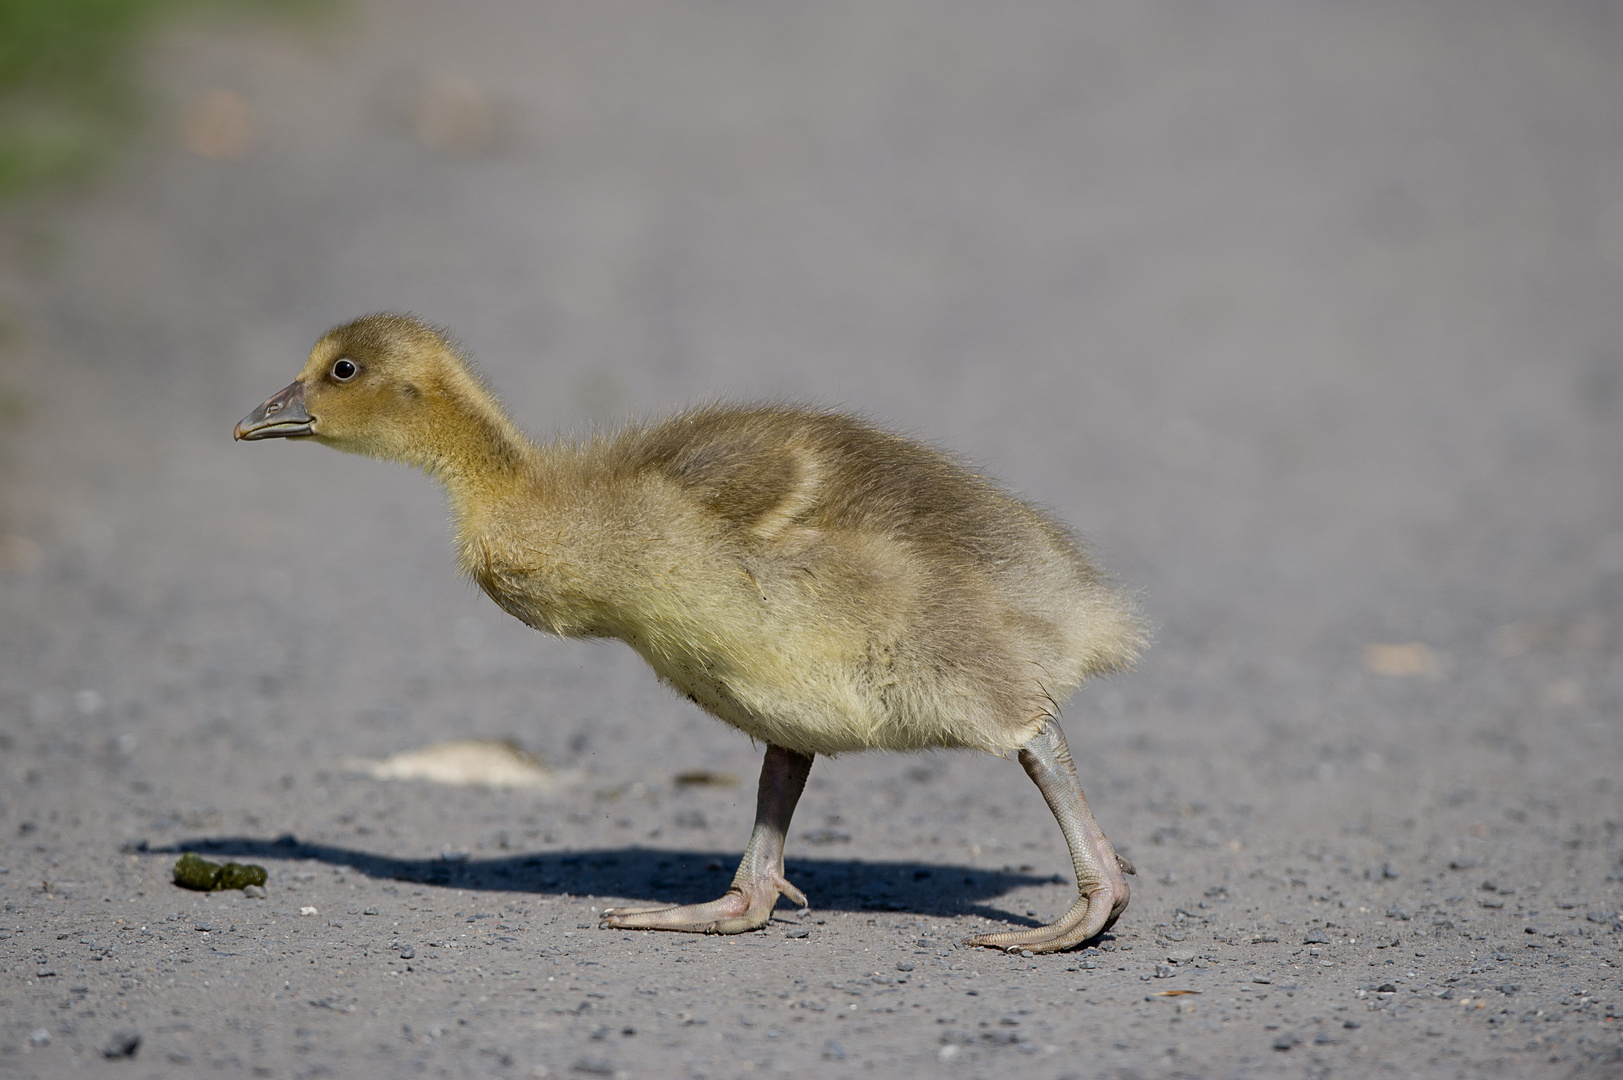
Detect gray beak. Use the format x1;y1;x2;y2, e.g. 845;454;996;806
235;382;313;441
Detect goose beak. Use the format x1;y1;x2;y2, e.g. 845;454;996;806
235;381;314;441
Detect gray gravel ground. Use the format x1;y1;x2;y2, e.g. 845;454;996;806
2;2;1621;1077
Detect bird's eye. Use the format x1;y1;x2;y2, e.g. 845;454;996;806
331;358;358;381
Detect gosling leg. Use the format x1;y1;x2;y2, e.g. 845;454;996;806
601;744;813;934
964;718;1134;953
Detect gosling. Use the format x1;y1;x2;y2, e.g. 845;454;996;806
236;313;1146;953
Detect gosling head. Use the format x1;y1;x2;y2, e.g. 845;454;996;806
234;313;479;466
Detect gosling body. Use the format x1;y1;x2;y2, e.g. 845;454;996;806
237;313;1146;952
462;405;1138;758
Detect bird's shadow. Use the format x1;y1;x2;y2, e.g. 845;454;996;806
150;835;1068;927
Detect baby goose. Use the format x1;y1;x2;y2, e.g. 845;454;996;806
236;313;1146;953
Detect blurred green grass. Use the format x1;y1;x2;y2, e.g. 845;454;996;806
0;0;319;199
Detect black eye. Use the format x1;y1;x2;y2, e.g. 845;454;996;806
331;358;358;381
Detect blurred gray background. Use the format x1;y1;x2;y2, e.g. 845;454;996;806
0;1;1619;1076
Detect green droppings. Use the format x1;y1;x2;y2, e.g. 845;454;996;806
213;861;268;890
172;852;267;891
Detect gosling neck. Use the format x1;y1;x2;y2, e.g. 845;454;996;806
405;372;540;521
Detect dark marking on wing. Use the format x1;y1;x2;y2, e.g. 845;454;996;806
623;410;811;532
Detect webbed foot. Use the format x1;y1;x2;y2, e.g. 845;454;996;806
963;875;1130;954
600;875;806;934
599;744;813;937
964;719;1134;954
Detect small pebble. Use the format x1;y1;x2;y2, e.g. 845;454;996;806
102;1030;141;1059
400;946;415;960
784;928;810;939
896;962;914;972
363;906;379;915
243;885;266;899
1154;964;1177;979
29;1029;49;1047
299;906;318;916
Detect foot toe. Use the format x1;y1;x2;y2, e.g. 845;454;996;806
599;887;773;934
964;880;1128;954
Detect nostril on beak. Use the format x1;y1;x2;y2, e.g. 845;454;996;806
266;402;282;415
